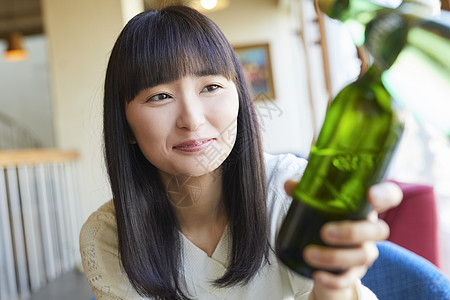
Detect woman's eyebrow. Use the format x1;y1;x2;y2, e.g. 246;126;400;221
193;69;221;77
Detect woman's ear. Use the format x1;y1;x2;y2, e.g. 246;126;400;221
128;135;137;144
126;125;137;144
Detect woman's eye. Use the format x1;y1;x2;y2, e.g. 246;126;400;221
201;84;221;93
147;93;171;102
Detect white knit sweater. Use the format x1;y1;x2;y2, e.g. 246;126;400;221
79;153;378;299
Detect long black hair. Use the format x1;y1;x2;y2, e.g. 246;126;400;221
103;5;268;299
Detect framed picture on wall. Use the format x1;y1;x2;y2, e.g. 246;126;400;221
233;43;276;101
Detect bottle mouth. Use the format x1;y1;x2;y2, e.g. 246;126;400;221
365;12;408;70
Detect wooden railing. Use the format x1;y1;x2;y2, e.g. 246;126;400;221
0;149;82;300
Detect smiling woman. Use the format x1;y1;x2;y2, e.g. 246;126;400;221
91;5;270;299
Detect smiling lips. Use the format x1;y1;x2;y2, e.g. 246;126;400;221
173;138;214;152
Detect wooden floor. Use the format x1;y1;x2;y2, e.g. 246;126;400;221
29;269;94;300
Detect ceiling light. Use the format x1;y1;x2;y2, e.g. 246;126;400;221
4;31;28;62
201;0;218;10
189;0;229;12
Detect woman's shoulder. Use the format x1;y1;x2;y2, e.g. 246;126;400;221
79;200;119;265
79;200;143;299
79;200;118;265
263;153;308;240
264;152;308;183
79;200;117;246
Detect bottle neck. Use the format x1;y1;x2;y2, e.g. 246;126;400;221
319;0;440;21
318;0;386;21
318;0;440;46
318;0;392;46
365;10;450;70
365;11;412;70
361;64;385;82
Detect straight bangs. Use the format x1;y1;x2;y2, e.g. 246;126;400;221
116;8;237;103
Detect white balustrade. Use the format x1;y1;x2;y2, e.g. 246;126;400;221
0;150;81;300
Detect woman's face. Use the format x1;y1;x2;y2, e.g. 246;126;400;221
126;75;239;177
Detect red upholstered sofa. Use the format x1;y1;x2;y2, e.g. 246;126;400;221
380;180;442;268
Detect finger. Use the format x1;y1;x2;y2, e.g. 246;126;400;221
309;283;355;300
310;268;365;300
367;181;403;213
312;266;367;290
367;210;379;222
304;242;378;271
284;179;298;197
321;219;390;246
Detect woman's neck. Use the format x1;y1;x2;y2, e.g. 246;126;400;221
159;168;227;231
159;168;228;256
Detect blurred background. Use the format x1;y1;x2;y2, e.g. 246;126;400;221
1;0;449;298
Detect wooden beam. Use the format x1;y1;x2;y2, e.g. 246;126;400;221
0;149;80;167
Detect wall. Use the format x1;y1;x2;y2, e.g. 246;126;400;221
41;0;143;219
0;35;55;147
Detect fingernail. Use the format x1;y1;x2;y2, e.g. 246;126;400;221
315;272;331;285
316;273;327;284
305;248;320;261
324;223;340;238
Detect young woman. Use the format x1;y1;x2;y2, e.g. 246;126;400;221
80;5;402;300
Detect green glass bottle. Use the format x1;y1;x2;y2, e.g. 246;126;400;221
276;65;404;278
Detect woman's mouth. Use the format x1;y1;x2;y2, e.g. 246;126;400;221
173;138;214;152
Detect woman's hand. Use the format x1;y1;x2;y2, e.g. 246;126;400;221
284;180;403;300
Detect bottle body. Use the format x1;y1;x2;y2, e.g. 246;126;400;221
276;67;404;278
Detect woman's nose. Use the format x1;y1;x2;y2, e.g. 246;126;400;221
176;96;206;131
